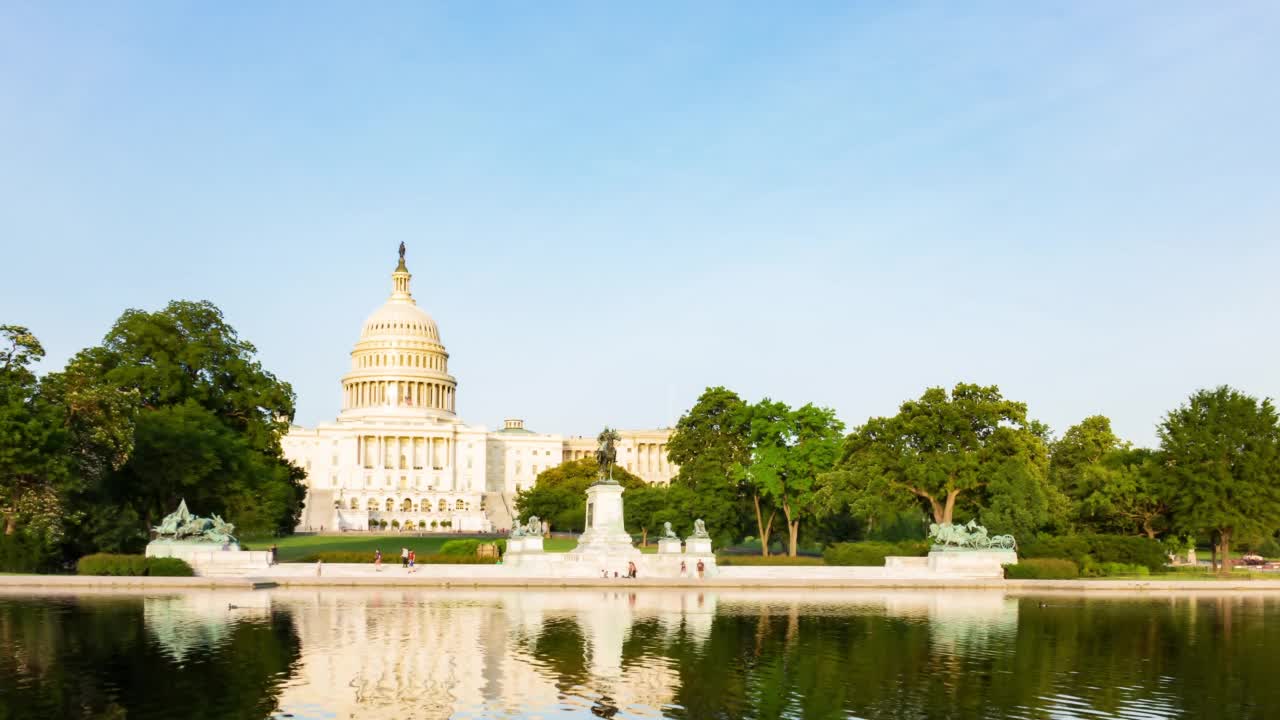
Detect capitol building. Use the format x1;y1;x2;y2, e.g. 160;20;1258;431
281;248;676;533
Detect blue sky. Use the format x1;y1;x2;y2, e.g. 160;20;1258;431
2;1;1277;446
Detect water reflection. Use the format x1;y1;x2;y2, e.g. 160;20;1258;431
2;589;1279;719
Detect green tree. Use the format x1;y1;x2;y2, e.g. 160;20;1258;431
622;483;669;546
819;383;1052;529
1077;447;1169;538
516;458;644;533
1158;386;1280;574
0;326;69;544
78;301;305;540
667;387;755;548
1050;415;1124;502
744;400;844;556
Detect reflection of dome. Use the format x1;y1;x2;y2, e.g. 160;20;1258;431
339;248;458;418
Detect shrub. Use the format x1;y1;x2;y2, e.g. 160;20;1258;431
76;554;193;576
824;541;928;566
1258;537;1280;559
0;533;59;573
145;557;195;576
1003;558;1079;579
1020;534;1166;573
717;555;825;566
495;539;507;556
439;539;481;556
1089;561;1149;577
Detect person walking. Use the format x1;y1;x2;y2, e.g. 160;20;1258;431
374;548;382;572
680;560;687;578
627;561;637;579
269;544;278;566
408;549;416;573
316;558;323;577
401;546;409;569
696;559;705;579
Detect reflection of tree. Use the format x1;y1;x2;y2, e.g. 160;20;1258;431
520;616;590;691
654;596;1280;720
0;596;301;719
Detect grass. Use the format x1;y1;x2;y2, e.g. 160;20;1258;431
264;534;499;562
264;533;661;562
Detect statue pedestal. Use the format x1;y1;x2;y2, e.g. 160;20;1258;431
684;537;712;555
144;541;269;576
927;550;1016;578
564;482;639;568
657;538;683;554
512;536;543;554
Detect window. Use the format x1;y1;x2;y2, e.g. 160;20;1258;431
401;498;412;511
532;465;538;475
438;499;447;512
350;498;359;510
455;499;465;511
385;498;394;511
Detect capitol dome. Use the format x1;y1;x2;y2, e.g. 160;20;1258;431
339;247;457;418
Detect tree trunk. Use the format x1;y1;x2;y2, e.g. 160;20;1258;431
781;500;799;557
942;489;959;525
922;488;961;524
641;528;647;547
1141;519;1156;540
1220;528;1233;575
753;494;774;557
3;513;15;536
1211;536;1219;573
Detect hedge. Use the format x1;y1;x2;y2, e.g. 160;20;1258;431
717;555;825;566
1003;558;1079;579
824;541;929;566
1019;534;1166;573
295;551;499;565
76;554;194;577
439;539;481;556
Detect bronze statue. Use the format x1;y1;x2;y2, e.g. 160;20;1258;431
594;427;620;484
398;241;406;261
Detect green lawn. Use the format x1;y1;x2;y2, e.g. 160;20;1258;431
259;533;667;562
260;534;493;562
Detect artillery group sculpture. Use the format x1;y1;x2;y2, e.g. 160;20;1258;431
928;520;1016;551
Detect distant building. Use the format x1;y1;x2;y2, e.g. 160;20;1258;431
282;248;675;533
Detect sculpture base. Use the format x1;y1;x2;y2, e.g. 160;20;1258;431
145;541;270;576
657;538;683;554
684;537;712;555
927;550;1016;578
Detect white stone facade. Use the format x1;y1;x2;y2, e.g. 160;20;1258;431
282;249;676;532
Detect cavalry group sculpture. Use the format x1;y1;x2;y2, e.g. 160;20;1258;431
151;500;237;545
928;520;1015;551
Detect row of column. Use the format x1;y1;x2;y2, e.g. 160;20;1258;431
358;435;454;471
345;380;455;411
636;442;668;474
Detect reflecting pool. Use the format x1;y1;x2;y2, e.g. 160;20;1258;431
1;588;1277;719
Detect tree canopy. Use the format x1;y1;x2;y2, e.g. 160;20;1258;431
2;302;305;569
817;383;1063;539
515;458;644;533
1158;386;1280;573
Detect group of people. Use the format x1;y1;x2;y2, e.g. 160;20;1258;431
600;559;706;579
373;547;418;572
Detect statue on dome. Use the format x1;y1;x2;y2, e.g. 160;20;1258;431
398;241;406;261
594;427;620;485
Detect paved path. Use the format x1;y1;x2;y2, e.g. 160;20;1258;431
3;574;1280;591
